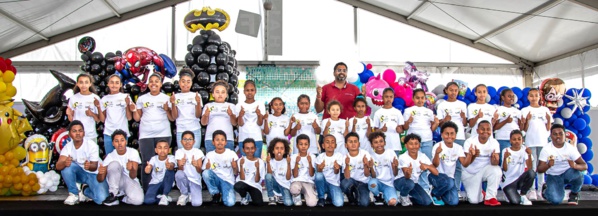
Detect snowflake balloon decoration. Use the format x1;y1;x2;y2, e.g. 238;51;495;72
564;88;589;114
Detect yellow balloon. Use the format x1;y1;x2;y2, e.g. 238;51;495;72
4;152;13;161
5;83;15;97
11;146;26;161
2;71;14;83
31;183;40;192
0;82;5;93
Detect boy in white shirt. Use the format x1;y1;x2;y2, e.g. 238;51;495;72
373;88;405;155
97;129;143;206
393;133;434;206
143;140;176;206
314;134;344;207
367;131;399;206
290;134;317;207
537;124;587;205
234;138;266;206
174;131;205;206
500;130;535;205
202;130;239;207
341;132;372;207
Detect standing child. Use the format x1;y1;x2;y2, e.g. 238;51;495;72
467;84;498;138
98;74;132;155
234;138;266;206
393;133;435;206
143;140;176;206
202;130;239;207
201;80;237;152
314;134;344;207
289;134;317;207
373;88;405;155
67;73;101;142
347;97;372;152
321;100;348;154
174;131;205;206
500;130;535;205
236;80;266;157
265;138;293;206
341;132;372;207
521;88;551;200
170;68;203;151
494;88;523;163
367;131;399;206
264;97;292;149
290;94;321;155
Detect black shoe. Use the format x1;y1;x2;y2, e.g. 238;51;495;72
317;198;325;207
347;195;357;206
325;197;332;205
374;194;384;206
541;184;547;198
211;193;221;205
568;192;579;205
103;193;119;206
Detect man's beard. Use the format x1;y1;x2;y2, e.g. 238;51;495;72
335;75;346;82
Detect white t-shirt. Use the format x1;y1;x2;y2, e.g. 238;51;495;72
373;107;405;151
68;93;100;139
60;138;100;174
290;153;317;184
100;93;130;137
269;159;291;189
467;103;496;138
202;102;237;141
136;93;172;139
396;152;432;182
494;106;522;140
173;92;202;132
539;142;582;176
291;112;320;155
203;149;239;185
370;150;398;187
521;106;551;147
463;137;500;174
500;146;529;188
174;148;205;185
347;116;372;152
103;147;141;182
403;106;435;142
342;150;372;183
265;114;290;146
236;156;266;191
315;152;344;186
236;101;266;142
436;100;467;140
321;118;347;154
147;155;176;185
431;141;465;179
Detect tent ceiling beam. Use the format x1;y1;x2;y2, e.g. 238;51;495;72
536;42;598;66
406;0;430;20
101;0;121;18
568;0;598;12
0;8;48;41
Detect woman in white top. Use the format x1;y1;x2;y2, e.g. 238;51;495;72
170;68;203;151
201;80;237;153
263;97;292;149
132;73;174;191
467;84;498;138
494;88;523;163
237;80;266;157
67;73;101;143
98;74;132;155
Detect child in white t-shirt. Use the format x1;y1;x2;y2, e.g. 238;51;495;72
341;132;372;207
265;138;293;206
143;140;176;206
201;80;237;152
289;134;317;207
170;69;203;151
201;130;239;207
373;88;405;155
67;73;101;142
467;84;498;138
264;97;291;149
98;74;132;155
314;134;344;207
494;88;523;163
500;130;535;205
347;97;372;152
234;138;266;206
174;131;205;206
290;94;321;155
236;80;266;157
393;133;435;206
321;100;347;155
367;131;399;206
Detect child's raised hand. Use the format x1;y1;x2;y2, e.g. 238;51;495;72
506;115;513;123
192;156;201;169
205;159;211;170
443;110;452;121
295;155;301;165
255;160;260;168
392;157;399;168
231;158;238;170
547;155;555;168
476;109;483;118
128;100;137;112
433;116;439;125
126;160;135;171
525;147;532;155
362;155;368;167
345;155;350;166
435;144;443;155
238;106;245;118
85;107;94;117
504;148;511;161
83;160;90;170
195;92;201;105
368;158;375;168
145;161;152;173
98;163;107;175
266;154;271;164
316;85;322;98
204;106;212;116
263;112;269;122
240;157;245;167
256;106;262;118
227;106;234;117
491;150;499;164
419;161;427;171
407;114;414;125
163;102;169;112
165;158;174;170
366;118;371;126
381;123;387;132
460;110;466;119
333;160;340;170
286;154;291;164
325;119;331;128
405;162;412;175
312;119;318;128
353;117;358;126
317;159;326;170
526;111;532;121
307;155;312;164
468;145;476;155
66;107;74;118
545;112;551;121
493;110;499;121
170;93;176;104
94;98;100;108
345;117;350;128
178;154;187;169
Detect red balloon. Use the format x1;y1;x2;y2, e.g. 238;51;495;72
0;60;6;72
10;66;16;74
366;63;373;70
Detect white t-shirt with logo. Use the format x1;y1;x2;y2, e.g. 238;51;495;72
174;148;205;185
347;116;372;152
463;137;500;174
147;155;176;185
431;141;465;179
68;93;101;139
290;153;317;184
236;101;266;142
203;149;239;185
373;107;405;151
467;103;496;138
265;114;290;146
202;102;237;141
60;138;100;174
342;150;372;183
521;106;551;147
173;92;202;132
291;112;321;155
269;159;291;189
494;106;522;140
136;93;172;139
102;147;141;182
539;142;582;176
436;100;468;140
236;157;266;191
316;152;344;186
403;106;435;142
100;93;130;137
396;152;432;182
370;150;398;187
321;118;347;154
500;146;529;188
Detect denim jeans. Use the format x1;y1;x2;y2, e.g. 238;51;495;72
176;129;202;150
368;178;398;206
61;163;109;205
340;178;371;207
202;169;236;207
418;140;433;192
497;139;511;166
265;173;293;206
204;140;235;153
314;173;344;207
138;136;172;191
143;170;175;205
428;173;459;206
239;141;264;158
544;168;583;205
454;139;465;191
103;134;115;155
393;177;432;206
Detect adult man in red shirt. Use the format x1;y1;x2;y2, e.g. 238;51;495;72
315;62;361;119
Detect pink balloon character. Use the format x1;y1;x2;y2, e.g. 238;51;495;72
398;61;430;92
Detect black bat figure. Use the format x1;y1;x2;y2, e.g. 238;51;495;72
22;70;76;125
184;7;230;33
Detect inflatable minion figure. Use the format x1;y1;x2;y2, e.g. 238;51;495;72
24;134;53;172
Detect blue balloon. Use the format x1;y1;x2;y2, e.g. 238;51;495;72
581;88;592;99
577;133;584;140
581;138;593;149
393;97;406;108
360;62;366;73
592;174;598;186
352;79;363;90
522;100;530;108
512;87;523;99
497;86;508;96
568;127;578;135
568;113;578;122
516;101;523;109
574;118;587;131
566;88;577;97
582;127;592;138
582;150;594;162
584;105;591;113
589;163;594;174
487;86;497;98
159;54;177;78
359;69;374;84
564;120;571;128
584;174;592;184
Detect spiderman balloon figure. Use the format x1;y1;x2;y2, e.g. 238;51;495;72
398;61;429;92
112;47;177;91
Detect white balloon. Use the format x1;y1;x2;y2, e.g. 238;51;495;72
513;94;518;104
485;95;491;103
432;85;446;96
37;189;46;194
35;172;43;179
22;166;31;175
436;94;446;100
45;181;53;188
578;143;588;154
554;118;563;125
51;174;61;182
347;72;358;83
48;170;57;175
561;107;573;119
49;186;58;192
39;177;47;185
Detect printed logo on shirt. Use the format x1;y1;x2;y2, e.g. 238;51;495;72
73;102;81;109
154;166;162;173
174;98;181;106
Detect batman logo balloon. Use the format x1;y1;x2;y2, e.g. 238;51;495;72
184;7;230;33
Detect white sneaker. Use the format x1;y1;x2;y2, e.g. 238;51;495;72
177;194;189;206
159;195;169;206
276;196;284;204
527;190;537;200
399;196;412;206
64;193;79;205
121;196;129;204
293;195;302;206
520;195;532;205
78;185;92;203
536;189;544;200
240;197;249;205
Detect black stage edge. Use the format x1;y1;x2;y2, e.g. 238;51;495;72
1;201;597;216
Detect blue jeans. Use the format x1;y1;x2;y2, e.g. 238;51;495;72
103;134;115;155
202;169;236;207
239;141;264;158
265;173;293;206
143;170;175;205
418;140;433;192
176;129;202;150
204;140;235;153
497;139;511;166
314;173;344;207
428;173;459;206
454;139;465;191
61;163;109;205
340;178;371;207
394;177;432;206
544;168;583;205
368;178;398;206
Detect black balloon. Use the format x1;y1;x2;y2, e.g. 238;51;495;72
218;44;229;54
80;65;86;72
92;75;101;84
131;122;140;131
216;72;229;83
228;93;238;104
90;64;102;74
205;30;215;36
130;85;140;96
81;54;89;61
216;53;228;65
207;82;215;93
185;53;195;67
105;64;115;74
197;53;210;68
193;35;206;46
123;84;131;93
191;64;203;74
191;83;201;92
191;44;203;57
104;52;116;62
198;90;210;105
98;70;106;77
217;65;226;73
115;50;122;56
228;83;235;94
229;74;238;86
99;81;106;88
162;82;173;94
207;34;222;45
205;44;219;56
196;72;210;87
187;44;193;52
91;52;104;63
225;65;233;75
100;60;107;68
207;64;218;75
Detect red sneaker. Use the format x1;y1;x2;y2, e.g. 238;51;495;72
484;198;501;206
